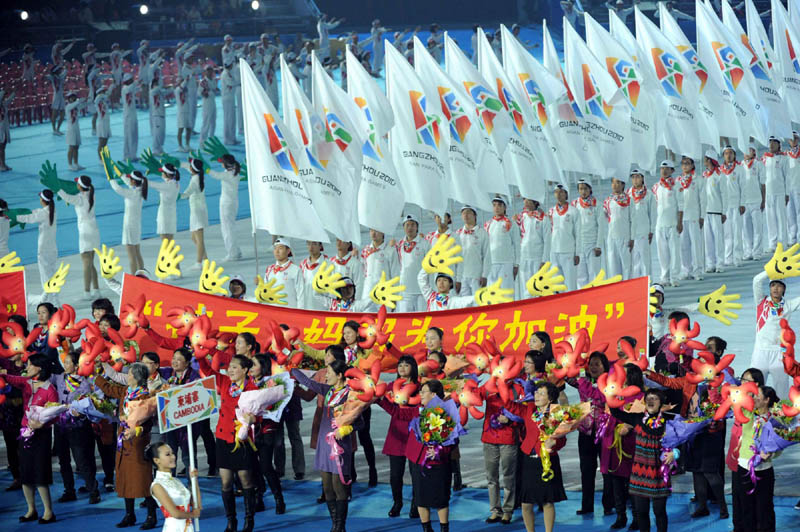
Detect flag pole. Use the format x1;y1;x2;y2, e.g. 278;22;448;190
254;231;259;279
187;422;200;531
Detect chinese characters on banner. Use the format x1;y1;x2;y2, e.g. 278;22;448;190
156;376;219;432
121;274;649;361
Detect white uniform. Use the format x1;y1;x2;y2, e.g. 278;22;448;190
65;100;82;146
175;80;190;130
263;52;278;107
150;470;196;532
371;27;387;73
265;260;305;308
752;271;800;397
110;50;125;85
220;69;236;145
110;176;144;245
514;211;549;298
121;82;139;160
180;174;209;231
149;87;167;154
0;216;8;257
17;208;58;303
571;197;605;287
676;172;704;278
785;147;800;243
317;19;342;60
149;179;179;235
180;63;199;132
300;255;329;310
740;157;765;259
702;168;725;272
94;90;111;138
21;51;36;82
199;76;217;143
603;193;632;280
208;169;241;259
484;215;520;296
417;269;473;311
0;91;14;144
394;235;430;312
652;178;681;284
233;63;243;136
360;241;399;310
50;70;66;111
330;253;364;296
548;203;579;291
627;186;656;279
720;162;744;266
58;190;100;253
762;151;788;250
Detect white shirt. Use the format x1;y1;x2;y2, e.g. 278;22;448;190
719;162;743;209
484;216;520;265
454;225;490;281
603;193;632;240
627;186;656;239
0;216;8;257
753;271;800;350
330;253;364;295
786;147;800;190
360;241;399;294
701;168;725;214
515;211;550;265
548;203;579;255
394;235;430;295
651;179;680;229
740;158;764;203
208;169;239;206
265;260;305;308
300;254;328;310
16;208;57;259
149;87;166;118
571;196;605;249
676;172;704;221
762;152;787;196
121;82;137;116
417;269;474;311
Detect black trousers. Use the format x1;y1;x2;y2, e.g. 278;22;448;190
577;431;614;512
55;423;97;492
255;431;282;496
356;406;376;471
273;418;305;476
633;495;668;532
692;471;727;513
731;468;743;532
610;474;630;519
3;426;21;480
93;425;116;485
737;465;775;532
389;455;416;507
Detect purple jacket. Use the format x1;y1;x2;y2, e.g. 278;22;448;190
378;394;419;456
158;367;201;386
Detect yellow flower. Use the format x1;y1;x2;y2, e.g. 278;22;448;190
427;413;445;431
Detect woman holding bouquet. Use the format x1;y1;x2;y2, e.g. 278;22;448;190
195;354;258;532
94;362;159;529
3;354;58;523
159;348;200;475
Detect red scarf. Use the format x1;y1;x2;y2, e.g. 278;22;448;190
578;196;596;208
331;254;353;266
400;238;417;254
489;216;512;231
743;158;756;169
703;168;719;178
267;261;292;275
610;193;630;207
554;203;569;216
788;146;800;159
719;162;737;175
630;186;647;203
678;172;694;189
360;243;383;260
301;257;323;271
659;177;674;190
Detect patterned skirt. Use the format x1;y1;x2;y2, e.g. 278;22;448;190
629;428;670;499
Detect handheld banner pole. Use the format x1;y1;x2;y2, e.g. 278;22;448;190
253;231;259;279
187;422;200;531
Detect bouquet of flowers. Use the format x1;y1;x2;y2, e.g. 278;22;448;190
535;402;590;481
233;384;288;450
745;418;800;488
21;402;68;438
770;400;800;429
254;373;294;422
409;396;467;466
70;395;117;423
125;397;157;428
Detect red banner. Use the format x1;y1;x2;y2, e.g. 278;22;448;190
0;270;27;320
120;274;649;360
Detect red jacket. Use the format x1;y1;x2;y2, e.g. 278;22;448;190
504;400;567;456
378;394;419;456
405;429;453;466
197;357;257;443
726;421;742;472
5;375;58;428
479;388;518;445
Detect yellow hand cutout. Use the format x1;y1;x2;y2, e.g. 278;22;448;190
155;239;184;280
474;278;514;306
44;262;70;293
312;261;346;297
256;277;288;305
0;251;23;274
765;242;800;280
94;244;123;279
526;262;566;297
581;269;622;289
198;259;229;295
421;234;463;276
369;271;405;310
698;284;743;326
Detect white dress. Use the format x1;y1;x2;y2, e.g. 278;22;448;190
208;169;240;258
58;190;100;253
95;92;112;138
180;173;208;231
150;471;195;532
16;207;59;300
65;100;82;146
149;179;180;235
0;92;13;144
109;176;144;245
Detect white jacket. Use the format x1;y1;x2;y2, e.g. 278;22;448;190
515;210;550;264
762;152;787;196
719;162;743;210
701;168;725;214
300;254;328;310
740;158;764;203
753;271;800;350
265;260;305;308
786;147;800;190
208;169;240;206
394;235;430;295
548;203;579;255
603;194;632;241
360;241;399;294
676;172;704;221
571;197;605;249
417;268;474;311
330;253;364;294
651;179;680;229
454;225;490;281
484;216;520;265
627;186;656;239
16;207;57;261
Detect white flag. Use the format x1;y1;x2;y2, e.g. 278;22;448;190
240;59;328;242
385;41;450;215
280;55;361;244
345;47;406;235
746;0;778;82
635;7;702;159
585;12;658;171
563;19;631;178
771;0;800;123
414;38;492;209
657;4;720;149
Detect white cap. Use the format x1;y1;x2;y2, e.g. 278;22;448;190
704;148;718;160
660;160;674;168
340;276;355;287
134;269;151;279
576;178;592;188
436;273;454;285
769;135;780;142
461;204;476;214
229;275;245;285
260;33;269;40
793;130;799;137
224;34;233;41
273;238;291;249
554;183;566;191
403;214;419;225
491;195;506;204
722;145;735;153
680;153;693;160
651;283;665;295
748;142;757;151
630;168;643;176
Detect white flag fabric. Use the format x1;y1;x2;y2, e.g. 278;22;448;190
280;55;361;244
722;0;790;139
696;0;767;149
385;41;450;215
477;28;547;201
414;38;492;209
563;19;631;178
585;12;658;171
344;47;406;235
746;0;778;83
771;0;800;123
635;7;702;159
657;4;720;149
240;59;329;242
444;33;510;195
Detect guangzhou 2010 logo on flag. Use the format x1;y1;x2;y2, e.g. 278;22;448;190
581;64;613;121
409;90;441;149
264;113;298;175
711;42;745;92
651;47;684;98
437;86;471;144
606;57;640;108
518;73;549;126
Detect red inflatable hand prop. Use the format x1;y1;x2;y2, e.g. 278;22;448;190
358;305;390;350
668;318;706;355
387;378;420;406
166;305;198;336
464;342;493;376
552;341;582;380
452;379;484;426
597;362;641;408
686;351;736;387
345;360;387;402
187;315;217;358
120;294;149;339
106;328;137;371
483;355;523;403
45;304;82;348
714;382;758;424
0;321;40;359
782;385;800;418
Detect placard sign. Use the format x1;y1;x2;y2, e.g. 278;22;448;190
157;376;218;433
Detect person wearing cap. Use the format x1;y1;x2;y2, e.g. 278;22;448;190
17;191;60;305
762;136;789;251
180;158;210;268
148;76;168;156
229;277;247;300
314;276;373;312
51;38;75;67
118;73;140;161
221;62;238;145
485;196;520;296
136;40;151;109
174;76;192;152
752;271;800;397
0;89;14;172
652;160;682;286
371;19;390;73
48;64;67;136
64;91;86;171
573;179;605;287
360;229;399;311
606;0;634;24
178;44;201;133
317;14;345;61
264;239;306;308
417;266;474;311
109;43;131;108
424;212;452;245
561;0;586;27
58;176;101;299
394;215;431;312
740;144;765;260
720;146;745;267
627;169;656;279
677;155;704;281
548;185;580;291
300;241;330;310
785;132;800;244
150;163;181;242
331;239;364;293
604;177;633;280
514;198;549;299
110;171;148;273
198;66;217;144
701;151;726;274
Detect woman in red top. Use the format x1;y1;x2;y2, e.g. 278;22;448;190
3;354;59;524
196;354;258;532
504;381;567;532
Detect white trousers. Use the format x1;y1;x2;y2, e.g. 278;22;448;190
200;101;216;144
765;194;788;250
235;87;243;135
38;253;60;306
655;227;680;283
723;207;743;266
188;90;198;131
396;294;425;313
575;244;602;288
703;213;724;271
680;220;704;278
605;238;631;280
123;113;138;161
459;277;482;297
222;96;236;145
788;191;800;244
487;263;516;298
149;115;165;154
751;347;791;398
517;259;541;299
220;201;240;259
549;252;576;292
741;202;764;259
630;235;651;279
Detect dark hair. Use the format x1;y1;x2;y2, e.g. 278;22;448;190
328;358;348;377
142;351;160;366
40;189;55;225
644;388;666;406
231;354;253;371
620;336;637;349
524;349;541;367
238;332;257;354
587;351;610;373
28;353;54;380
429;351;446;370
707;336;727;355
397;355;419;384
172;348;192;364
623;363;644;390
140;175;149;200
0;198;7;214
531;331;554;361
162;163;180;181
427;327;444;341
540;381;560;403
8;314;29;337
422;379;445;399
533;351;551;373
742;368;765;386
325;344;346;362
221;154;241;176
63;349;79;365
37;302;57;318
253;354;271;378
76;176;95;211
760;385;779;408
144;441;171;465
339;320;365;348
91;297;115;315
667;311;689;323
100;314;121;331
